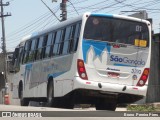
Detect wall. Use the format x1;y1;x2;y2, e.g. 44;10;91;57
0;73;5;104
146;33;160;103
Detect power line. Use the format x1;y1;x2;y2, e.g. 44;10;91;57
8;0;14;2
107;0;141;14
6;13;52;40
5;0;122;44
93;0;126;12
6;10;52;37
41;0;60;22
41;8;59;30
68;0;79;15
7;14;57;43
6;1;60;40
118;0;160;14
7;0;108;42
6;4;60;38
67;0;111;15
5;0;160;45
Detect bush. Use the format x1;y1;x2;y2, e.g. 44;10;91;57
127;104;155;111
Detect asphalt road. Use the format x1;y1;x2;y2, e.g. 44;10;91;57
0;103;126;111
0;104;160;120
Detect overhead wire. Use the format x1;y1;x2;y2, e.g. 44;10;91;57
40;0;61;22
6;4;60;37
6;11;54;38
6;13;53;41
6;0;160;50
6;0;102;38
68;0;79;15
7;0;109;41
7;0;120;46
41;8;60;30
6;0;88;42
92;0;125;13
6;14;56;44
67;0;111;15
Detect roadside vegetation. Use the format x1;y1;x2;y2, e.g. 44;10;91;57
127;104;160;111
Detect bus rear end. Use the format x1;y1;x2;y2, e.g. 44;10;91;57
74;13;151;110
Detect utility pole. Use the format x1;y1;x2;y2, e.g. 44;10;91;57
0;0;11;89
159;23;160;33
52;0;67;21
60;0;67;21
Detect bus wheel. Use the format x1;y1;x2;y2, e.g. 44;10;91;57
19;82;29;106
20;98;29;106
47;80;54;107
95;100;117;111
62;97;74;109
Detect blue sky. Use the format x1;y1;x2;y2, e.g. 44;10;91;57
3;0;61;51
1;0;160;52
5;0;57;27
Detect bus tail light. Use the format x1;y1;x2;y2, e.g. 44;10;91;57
136;68;149;87
77;59;88;80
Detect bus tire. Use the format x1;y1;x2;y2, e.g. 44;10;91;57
95;100;117;111
61;97;74;109
47;80;54;107
19;81;29;106
21;98;29;106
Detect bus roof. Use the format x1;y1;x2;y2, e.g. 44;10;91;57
18;12;150;47
20;14;83;43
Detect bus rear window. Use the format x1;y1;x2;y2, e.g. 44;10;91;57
84;16;149;46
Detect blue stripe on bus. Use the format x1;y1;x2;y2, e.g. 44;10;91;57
31;32;39;37
25;64;32;70
48;71;67;79
91;13;113;18
82;39;111;63
114;63;137;67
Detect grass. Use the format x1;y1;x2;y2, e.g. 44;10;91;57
127;104;160;111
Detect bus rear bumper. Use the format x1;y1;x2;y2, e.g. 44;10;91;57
73;77;147;97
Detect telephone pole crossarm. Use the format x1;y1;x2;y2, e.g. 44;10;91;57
0;12;11;17
0;1;9;6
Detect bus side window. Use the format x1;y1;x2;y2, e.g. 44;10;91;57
19;48;24;64
28;39;36;62
59;29;65;55
34;38;39;61
70;22;81;52
74;23;81;51
44;33;53;58
50;32;56;57
35;36;44;60
62;26;72;55
22;42;27;64
69;25;75;52
13;47;21;72
23;40;31;63
53;30;62;56
42;35;48;58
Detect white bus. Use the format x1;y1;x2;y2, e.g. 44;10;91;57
11;12;151;110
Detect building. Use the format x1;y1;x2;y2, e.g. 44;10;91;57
0;52;13;104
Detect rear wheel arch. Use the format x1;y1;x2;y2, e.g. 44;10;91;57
47;77;54;94
18;80;29;106
18;80;23;99
47;76;54;107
